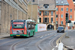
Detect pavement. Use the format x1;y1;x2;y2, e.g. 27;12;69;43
0;34;10;39
61;30;75;49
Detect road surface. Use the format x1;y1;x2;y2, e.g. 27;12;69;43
0;30;65;50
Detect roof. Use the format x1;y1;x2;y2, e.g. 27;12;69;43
56;0;69;5
28;0;56;11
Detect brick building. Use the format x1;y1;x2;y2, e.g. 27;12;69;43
28;0;56;30
0;0;28;34
56;0;75;28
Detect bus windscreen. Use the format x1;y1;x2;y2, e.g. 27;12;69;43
12;22;25;28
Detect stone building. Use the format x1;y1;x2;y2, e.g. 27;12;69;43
0;0;28;34
28;0;56;30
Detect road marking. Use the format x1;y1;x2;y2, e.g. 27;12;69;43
55;45;57;47
52;48;54;50
0;39;19;46
40;36;43;38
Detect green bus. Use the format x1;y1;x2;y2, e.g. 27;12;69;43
10;20;36;37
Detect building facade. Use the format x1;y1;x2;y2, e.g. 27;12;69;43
56;0;75;28
0;0;28;34
28;0;56;30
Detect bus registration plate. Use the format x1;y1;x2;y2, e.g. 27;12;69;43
16;35;20;36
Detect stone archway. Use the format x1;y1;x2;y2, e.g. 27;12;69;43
47;24;54;30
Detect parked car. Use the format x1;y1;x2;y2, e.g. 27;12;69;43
57;26;65;33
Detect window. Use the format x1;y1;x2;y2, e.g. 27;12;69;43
32;0;35;2
44;4;49;8
61;21;63;25
73;0;75;1
39;18;41;23
43;18;49;23
56;1;58;3
39;11;41;15
27;23;31;30
56;15;58;18
70;9;72;12
43;11;49;16
51;11;53;16
74;22;75;24
61;14;63;18
70;15;72;18
56;8;58;11
31;23;35;29
27;22;35;30
61;8;63;11
51;18;53;23
45;18;47;22
56;21;58;24
66;8;68;11
61;1;63;3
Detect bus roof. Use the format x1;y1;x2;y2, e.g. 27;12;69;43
26;19;35;22
11;20;26;22
11;20;35;23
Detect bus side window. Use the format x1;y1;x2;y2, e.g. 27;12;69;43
31;24;34;29
27;23;31;30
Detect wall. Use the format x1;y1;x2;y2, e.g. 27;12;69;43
0;1;28;34
56;0;74;26
28;5;38;23
56;5;69;25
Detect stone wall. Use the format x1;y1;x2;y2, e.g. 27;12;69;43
0;1;28;35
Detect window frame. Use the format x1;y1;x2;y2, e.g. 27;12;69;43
70;15;72;18
51;18;53;23
70;9;72;12
61;21;63;25
43;17;49;23
39;18;41;23
56;15;58;18
32;0;35;2
66;8;68;11
61;8;63;11
61;14;63;18
43;11;49;16
39;11;41;15
51;11;53;16
44;4;49;9
56;8;58;11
